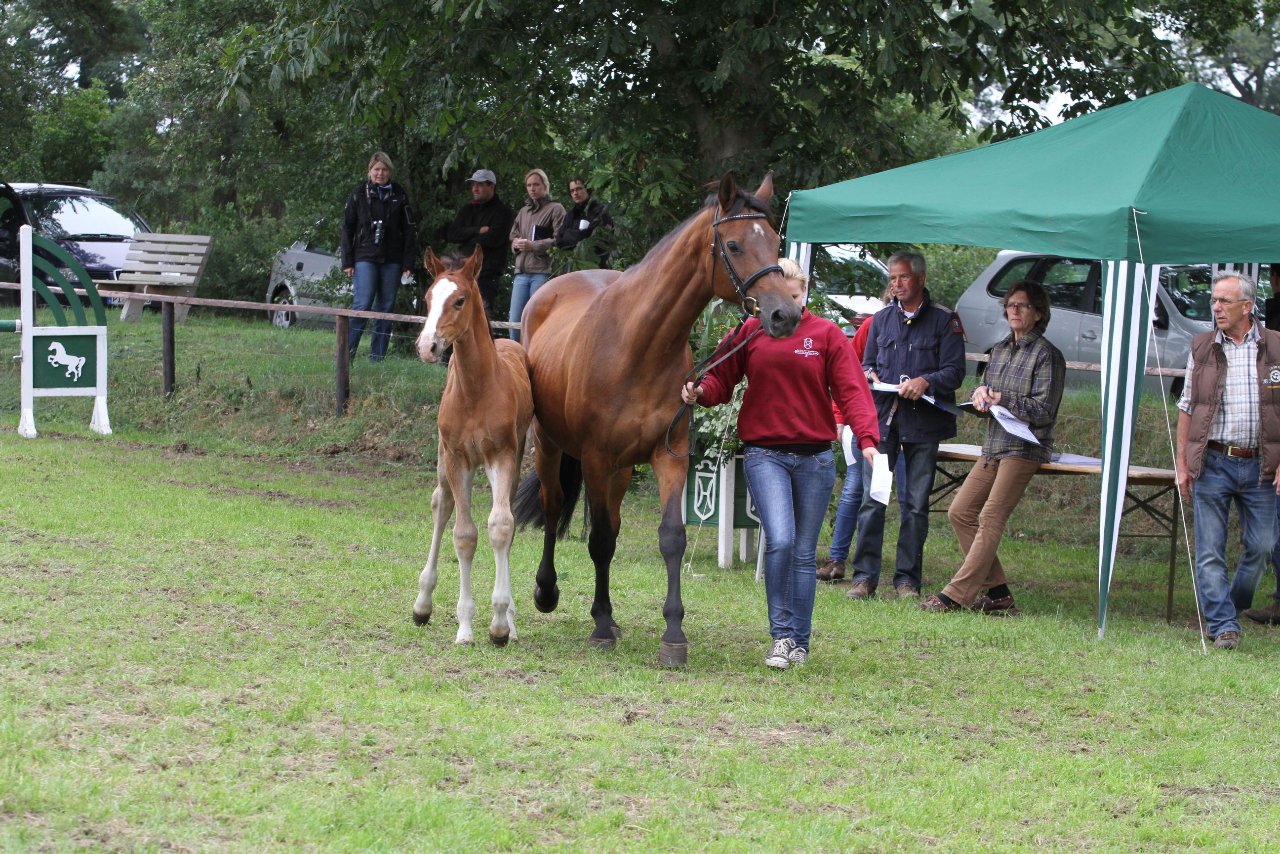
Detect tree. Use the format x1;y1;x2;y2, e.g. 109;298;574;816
223;0;1195;265
1171;1;1280;113
5;0;146;96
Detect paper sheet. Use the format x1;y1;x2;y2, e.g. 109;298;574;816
869;453;893;505
841;424;856;466
869;381;962;416
990;405;1040;444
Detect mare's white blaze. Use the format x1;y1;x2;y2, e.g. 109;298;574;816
421;278;460;341
752;223;764;237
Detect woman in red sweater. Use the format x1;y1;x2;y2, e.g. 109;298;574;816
683;259;880;669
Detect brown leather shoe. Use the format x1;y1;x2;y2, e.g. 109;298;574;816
971;594;1020;616
919;593;961;612
1213;630;1240;650
817;558;846;582
895;583;920;600
1242;601;1280;624
846;580;875;600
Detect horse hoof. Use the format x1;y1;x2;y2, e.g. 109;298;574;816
589;635;617;651
412;610;431;626
534;584;560;613
658;641;688;668
610;621;622;639
489;631;510;647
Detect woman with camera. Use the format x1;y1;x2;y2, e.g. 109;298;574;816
340;151;417;362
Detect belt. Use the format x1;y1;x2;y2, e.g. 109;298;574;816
1207;440;1257;458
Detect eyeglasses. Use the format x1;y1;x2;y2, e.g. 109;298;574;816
1209;296;1249;307
1005;302;1033;311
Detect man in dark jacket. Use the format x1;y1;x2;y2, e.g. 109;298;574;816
554;177;614;269
848;250;966;601
446;169;515;319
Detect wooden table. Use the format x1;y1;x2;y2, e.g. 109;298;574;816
931;443;1181;622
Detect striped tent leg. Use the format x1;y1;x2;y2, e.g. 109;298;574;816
1097;260;1154;638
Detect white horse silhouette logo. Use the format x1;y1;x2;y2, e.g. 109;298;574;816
47;341;85;382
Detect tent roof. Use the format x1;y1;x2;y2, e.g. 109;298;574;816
787;83;1280;263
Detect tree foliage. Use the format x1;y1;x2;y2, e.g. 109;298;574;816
6;0;146;95
6;0;1264;304
222;0;1203;265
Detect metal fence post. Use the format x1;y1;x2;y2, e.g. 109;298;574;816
162;302;175;397
335;315;349;416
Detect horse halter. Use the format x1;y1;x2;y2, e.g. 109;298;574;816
710;211;784;318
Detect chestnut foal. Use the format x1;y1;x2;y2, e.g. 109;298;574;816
414;246;533;645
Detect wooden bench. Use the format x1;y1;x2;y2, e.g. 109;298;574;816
110;233;213;322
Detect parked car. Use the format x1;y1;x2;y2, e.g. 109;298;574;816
264;239;346;328
0;182;151;303
955;251;1270;397
810;243;888;333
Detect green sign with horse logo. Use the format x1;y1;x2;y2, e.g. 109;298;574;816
32;332;98;389
17;226;112;437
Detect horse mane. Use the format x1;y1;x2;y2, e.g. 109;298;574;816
630;188;775;271
434;253;472;273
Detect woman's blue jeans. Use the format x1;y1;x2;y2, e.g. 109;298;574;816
349;261;401;361
828;453;906;562
1192;448;1277;638
743;446;836;650
828;455;863;563
508;272;550;342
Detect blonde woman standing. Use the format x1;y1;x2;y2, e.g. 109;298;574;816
508;168;566;341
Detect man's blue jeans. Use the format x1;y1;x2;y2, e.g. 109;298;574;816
349;261;401;361
743;446;836;651
508;272;550;342
850;437;940;590
1270;500;1280;604
1193;448;1277;638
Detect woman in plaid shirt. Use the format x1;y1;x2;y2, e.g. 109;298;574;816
920;280;1066;615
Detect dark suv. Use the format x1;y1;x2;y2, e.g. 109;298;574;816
0;182;151;301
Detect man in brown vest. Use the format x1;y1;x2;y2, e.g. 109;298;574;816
1175;272;1280;650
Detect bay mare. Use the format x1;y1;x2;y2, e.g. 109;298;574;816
513;173;799;666
414;246;534;646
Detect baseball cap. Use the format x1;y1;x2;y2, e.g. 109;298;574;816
466;169;497;184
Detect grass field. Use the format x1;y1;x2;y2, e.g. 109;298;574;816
1;311;1279;850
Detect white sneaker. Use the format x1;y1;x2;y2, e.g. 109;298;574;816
788;644;808;665
765;637;795;669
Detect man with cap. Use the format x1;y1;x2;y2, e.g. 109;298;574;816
446;169;516;320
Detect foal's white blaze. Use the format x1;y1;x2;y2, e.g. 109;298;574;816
417;278;460;358
423;278;460;338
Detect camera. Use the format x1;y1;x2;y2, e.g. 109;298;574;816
372;219;384;245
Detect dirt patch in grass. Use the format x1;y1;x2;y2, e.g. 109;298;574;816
160;479;355;510
1159;784;1280;814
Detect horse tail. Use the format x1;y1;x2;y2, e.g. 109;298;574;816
513;470;543;529
513;454;584;540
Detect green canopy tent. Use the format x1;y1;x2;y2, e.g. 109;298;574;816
786;82;1280;637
